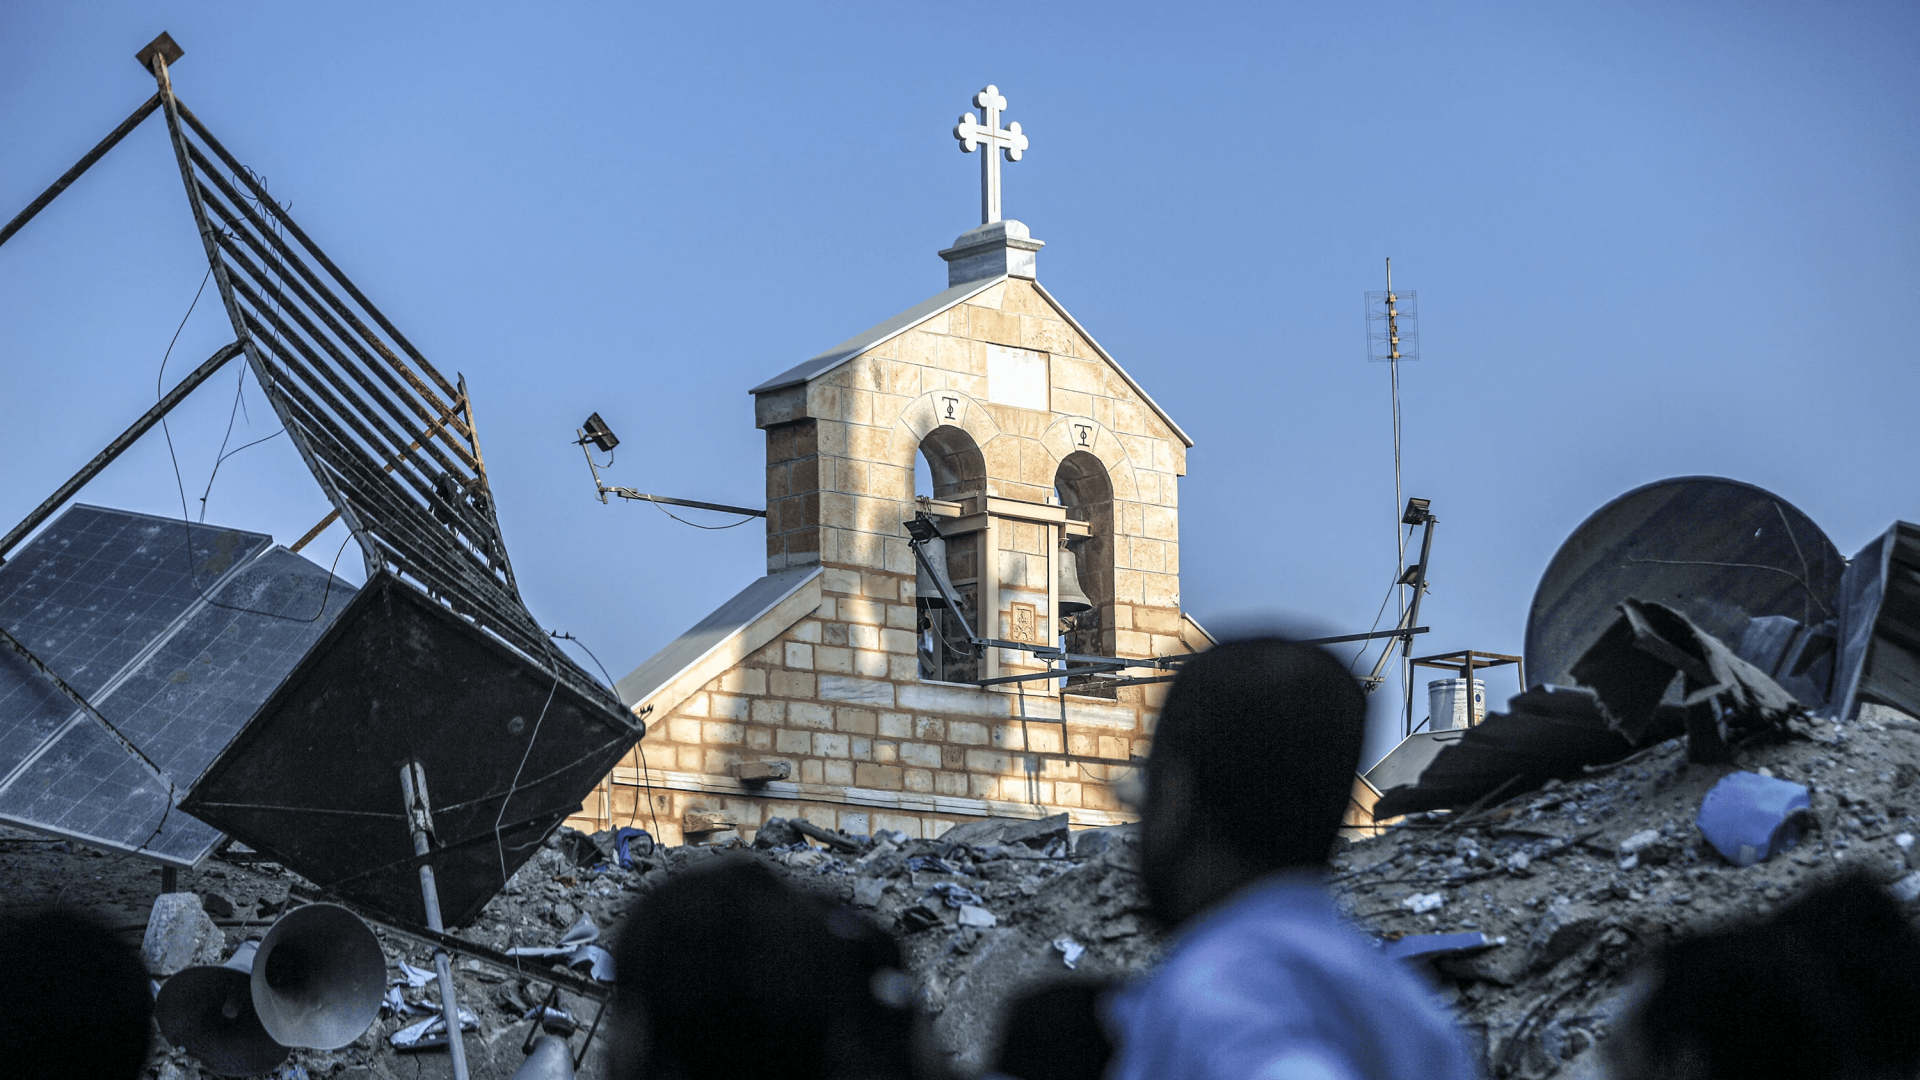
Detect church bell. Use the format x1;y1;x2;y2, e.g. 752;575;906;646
916;532;952;608
1056;538;1094;617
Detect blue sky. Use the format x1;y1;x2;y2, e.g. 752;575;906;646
2;3;1914;766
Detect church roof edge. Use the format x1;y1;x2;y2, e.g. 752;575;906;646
748;276;1008;396
1028;280;1193;448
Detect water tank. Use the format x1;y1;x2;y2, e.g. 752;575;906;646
1426;678;1487;730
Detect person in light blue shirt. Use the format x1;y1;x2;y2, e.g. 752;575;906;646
1104;636;1477;1080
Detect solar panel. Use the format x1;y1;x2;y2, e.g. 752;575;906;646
0;505;355;866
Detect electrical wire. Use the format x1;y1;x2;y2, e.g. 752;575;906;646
492;674;559;887
552;630;664;844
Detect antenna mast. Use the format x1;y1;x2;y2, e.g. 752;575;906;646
1366;261;1421;729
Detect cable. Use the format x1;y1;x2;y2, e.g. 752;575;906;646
643;495;755;531
492;674;560;887
552;630;663;843
152;264;354;623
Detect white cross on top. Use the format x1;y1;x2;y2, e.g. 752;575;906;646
953;85;1028;225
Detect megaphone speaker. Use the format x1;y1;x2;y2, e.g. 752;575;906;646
154;941;290;1077
252;902;386;1050
513;1034;578;1080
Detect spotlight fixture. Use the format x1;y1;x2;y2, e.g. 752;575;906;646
579;413;619;453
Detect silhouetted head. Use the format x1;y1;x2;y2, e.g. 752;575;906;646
610;857;917;1080
990;978;1113;1080
1611;872;1920;1080
1140;636;1367;925
0;905;155;1079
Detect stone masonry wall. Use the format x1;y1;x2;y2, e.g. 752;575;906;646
572;276;1198;844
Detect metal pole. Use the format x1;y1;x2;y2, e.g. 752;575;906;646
0;340;243;563
401;761;470;1080
0;94;161;250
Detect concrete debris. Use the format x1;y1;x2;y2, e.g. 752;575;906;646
141;893;224;977
23;698;1920;1080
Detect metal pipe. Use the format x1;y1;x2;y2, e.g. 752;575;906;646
0;340;243;562
401;761;470;1080
605;488;766;518
0;94;160;249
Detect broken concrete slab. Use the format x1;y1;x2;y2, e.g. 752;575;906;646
141;892;223;976
938;813;1069;849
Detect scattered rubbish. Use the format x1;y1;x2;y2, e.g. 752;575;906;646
503;912;616;980
613;826;653;867
389;1006;480;1050
853;878;887;908
1403;892;1445;914
925;882;987;908
1834;521;1920;723
957;905;997;928
1379;932;1494;963
909;855;961;875
937;813;1070;849
1051;936;1086;969
394;960;435;989
1696;771;1811;866
1574;599;1804;762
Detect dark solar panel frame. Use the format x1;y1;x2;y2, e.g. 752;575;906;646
0;506;356;866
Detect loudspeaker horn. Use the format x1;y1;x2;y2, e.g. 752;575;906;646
513;1034;578;1079
154;940;290;1077
251;902;387;1050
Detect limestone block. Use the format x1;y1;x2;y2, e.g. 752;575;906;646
769;670;817;699
775;729;811;754
889;655;918;681
141;893;223;976
702;721;745;746
815;645;853;674
901;742;942;769
824;760;855;785
703;749;743;774
789;702;833;729
854;650;888;678
879;713;912;738
800;759;825;785
850;737;872;761
905;769;935;794
745;728;773;750
836;708;878;735
720;667;767;696
855;764;904;791
819;675;895;706
750;699;785;725
950;721;989;746
966;749;1014;774
675;746;704;771
936;772;970;796
813;732;851;757
874;740;899;764
1027;726;1064;754
992;725;1025;750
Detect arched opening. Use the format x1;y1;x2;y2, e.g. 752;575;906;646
915;427;985;682
1055;452;1115;690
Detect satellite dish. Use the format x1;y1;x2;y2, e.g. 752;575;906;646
1524;476;1843;692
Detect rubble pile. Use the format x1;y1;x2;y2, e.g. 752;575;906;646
11;703;1919;1080
1330;703;1920;1079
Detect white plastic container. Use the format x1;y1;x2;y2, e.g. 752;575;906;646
1427;678;1487;730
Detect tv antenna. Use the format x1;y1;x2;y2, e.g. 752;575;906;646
1363;262;1426;731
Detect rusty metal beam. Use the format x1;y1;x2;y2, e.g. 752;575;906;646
0;94;160;250
0;340;244;563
